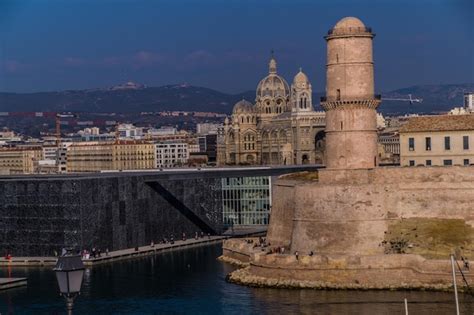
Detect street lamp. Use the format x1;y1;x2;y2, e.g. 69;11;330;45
53;250;85;314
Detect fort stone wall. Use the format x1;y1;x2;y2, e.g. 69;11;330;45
267;166;474;257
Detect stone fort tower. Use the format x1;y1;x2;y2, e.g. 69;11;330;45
321;17;380;169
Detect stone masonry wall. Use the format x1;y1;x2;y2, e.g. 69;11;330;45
267;166;474;256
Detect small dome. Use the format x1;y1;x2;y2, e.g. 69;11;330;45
334;17;365;30
293;68;309;85
232;99;254;114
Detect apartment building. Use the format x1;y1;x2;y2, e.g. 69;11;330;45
155;142;189;168
0;147;43;174
67;141;155;172
400;115;474;167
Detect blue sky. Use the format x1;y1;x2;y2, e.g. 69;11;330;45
0;0;472;93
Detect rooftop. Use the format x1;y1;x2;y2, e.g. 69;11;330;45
400;114;474;133
0;147;42;152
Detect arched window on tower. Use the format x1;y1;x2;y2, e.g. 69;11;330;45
247;116;250;123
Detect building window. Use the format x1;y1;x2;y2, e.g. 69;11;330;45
221;176;271;226
425;137;431;151
336;89;341;101
409;160;415;166
464;159;470;166
463;136;469;150
444;136;451;150
408;138;415;151
443;159;452;166
426;160;432;166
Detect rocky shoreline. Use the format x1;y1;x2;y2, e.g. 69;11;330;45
221;237;474;293
217;255;249;268
225;265;465;292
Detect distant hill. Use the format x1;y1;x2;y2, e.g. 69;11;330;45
0;83;472;115
0;84;254;114
378;84;474;115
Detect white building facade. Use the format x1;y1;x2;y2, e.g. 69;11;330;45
118;124;143;139
465;92;474;112
155;142;189;168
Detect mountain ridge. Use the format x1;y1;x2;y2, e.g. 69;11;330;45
0;83;472;115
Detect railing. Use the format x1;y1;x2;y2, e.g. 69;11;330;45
320;94;381;102
327;26;372;36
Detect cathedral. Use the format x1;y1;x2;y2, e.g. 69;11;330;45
218;56;326;166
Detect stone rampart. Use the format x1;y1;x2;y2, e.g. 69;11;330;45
224;239;473;290
221;239;254;263
224;166;474;290
249;253;462;288
268;166;474;256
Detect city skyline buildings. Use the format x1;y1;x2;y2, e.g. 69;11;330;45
0;0;472;94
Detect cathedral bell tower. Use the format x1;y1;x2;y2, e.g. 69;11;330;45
291;68;313;113
321;17;380;169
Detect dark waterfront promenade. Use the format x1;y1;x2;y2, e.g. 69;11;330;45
0;243;473;314
0;235;227;267
0;278;27;290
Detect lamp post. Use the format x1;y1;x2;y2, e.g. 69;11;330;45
53;250;85;314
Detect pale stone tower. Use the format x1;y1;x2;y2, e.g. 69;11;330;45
291;68;313;113
321;17;380;169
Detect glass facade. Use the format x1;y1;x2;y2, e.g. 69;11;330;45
222;176;271;226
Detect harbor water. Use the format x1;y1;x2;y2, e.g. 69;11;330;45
1;243;472;314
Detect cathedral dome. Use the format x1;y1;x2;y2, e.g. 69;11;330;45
333;16;365;29
232;99;254;114
256;57;290;100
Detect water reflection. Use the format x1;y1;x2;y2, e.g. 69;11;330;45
0;244;472;314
